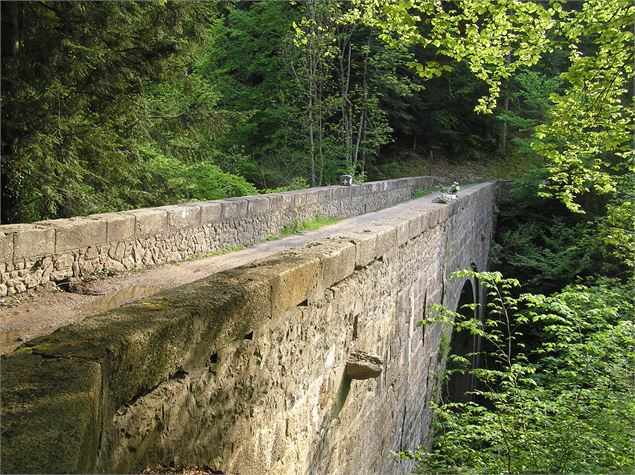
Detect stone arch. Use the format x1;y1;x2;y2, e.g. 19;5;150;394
444;277;479;403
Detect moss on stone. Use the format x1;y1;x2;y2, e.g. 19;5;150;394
1;353;102;474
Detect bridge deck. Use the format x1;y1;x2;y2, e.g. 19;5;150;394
0;183;492;354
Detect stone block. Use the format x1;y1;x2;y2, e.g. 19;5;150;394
231;254;321;318
200;201;223;225
401;212;424;240
221;199;248;221
0;226;15;263
350;185;365;197
1;353;102;474
265;194;285;212
332;187;351;201
291;191;307;209
125;208;167;237
164;205;201;230
367;224;397;258
339;231;377;268
311;188;331;207
345;351;383;380
13;224;56;259
273;192;295;211
379;217;410;247
383;179;398;191
53;218;107;253
246;196;270;216
304;189;321;206
366;181;382;194
89;213;135;243
306;240;356;290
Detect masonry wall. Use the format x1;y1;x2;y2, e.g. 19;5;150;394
0;177;440;296
1;182;497;474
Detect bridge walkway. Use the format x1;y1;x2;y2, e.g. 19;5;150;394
0;183;488;354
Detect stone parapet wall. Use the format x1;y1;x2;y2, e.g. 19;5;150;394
1;182;498;474
0;177;440;296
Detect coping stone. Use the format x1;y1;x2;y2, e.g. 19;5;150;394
221;200;248;221
0;227;15;263
89;213;135;243
246;196;271;216
125;208;168;237
305;240;356;290
200;201;223;225
1;353;102;474
164;205;201;230
339;231;377;268
13;225;56;259
366;224;397;258
55;218;107;253
232;254;321;319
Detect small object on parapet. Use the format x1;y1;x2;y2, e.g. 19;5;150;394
340;174;353;186
433;181;460;204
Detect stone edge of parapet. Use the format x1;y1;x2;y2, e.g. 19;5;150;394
0;177;443;263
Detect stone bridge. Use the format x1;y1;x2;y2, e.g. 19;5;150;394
1;178;498;474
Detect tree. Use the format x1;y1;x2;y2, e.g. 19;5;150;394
358;0;633;211
400;270;634;474
1;1;230;222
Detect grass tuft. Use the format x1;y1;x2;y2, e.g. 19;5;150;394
185;244;245;261
265;215;340;241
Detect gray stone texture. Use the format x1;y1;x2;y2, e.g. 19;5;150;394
54;218;107;253
13;224;56;259
1;182;498;475
0;177;441;295
126;208;167;237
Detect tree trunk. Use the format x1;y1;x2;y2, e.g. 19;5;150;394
497;94;509;156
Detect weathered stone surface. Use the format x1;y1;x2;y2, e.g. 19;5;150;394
0;228;14;263
345;350;383;379
221;199;248;221
379;217;410;247
89;213;135;243
1;353;102;474
246;196;270;216
367;224;397;258
200;201;223;225
88;186;495;474
342;230;377;267
13;225;56;259
231;254;321;319
266;194;285;212
0;177;449;296
305;239;356;291
125;208;167;237
53;218;107;253
164;205;201;230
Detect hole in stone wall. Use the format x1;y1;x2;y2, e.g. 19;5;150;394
210;352;218;364
173;368;188;380
298;299;308;307
244;331;253;341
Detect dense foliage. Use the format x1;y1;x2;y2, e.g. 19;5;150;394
401;271;634;474
2;0;539;223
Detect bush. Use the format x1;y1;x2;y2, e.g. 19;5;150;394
400;270;635;474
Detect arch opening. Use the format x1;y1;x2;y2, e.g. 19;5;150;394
443;278;479;403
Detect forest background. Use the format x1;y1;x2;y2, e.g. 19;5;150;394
1;1;633;473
